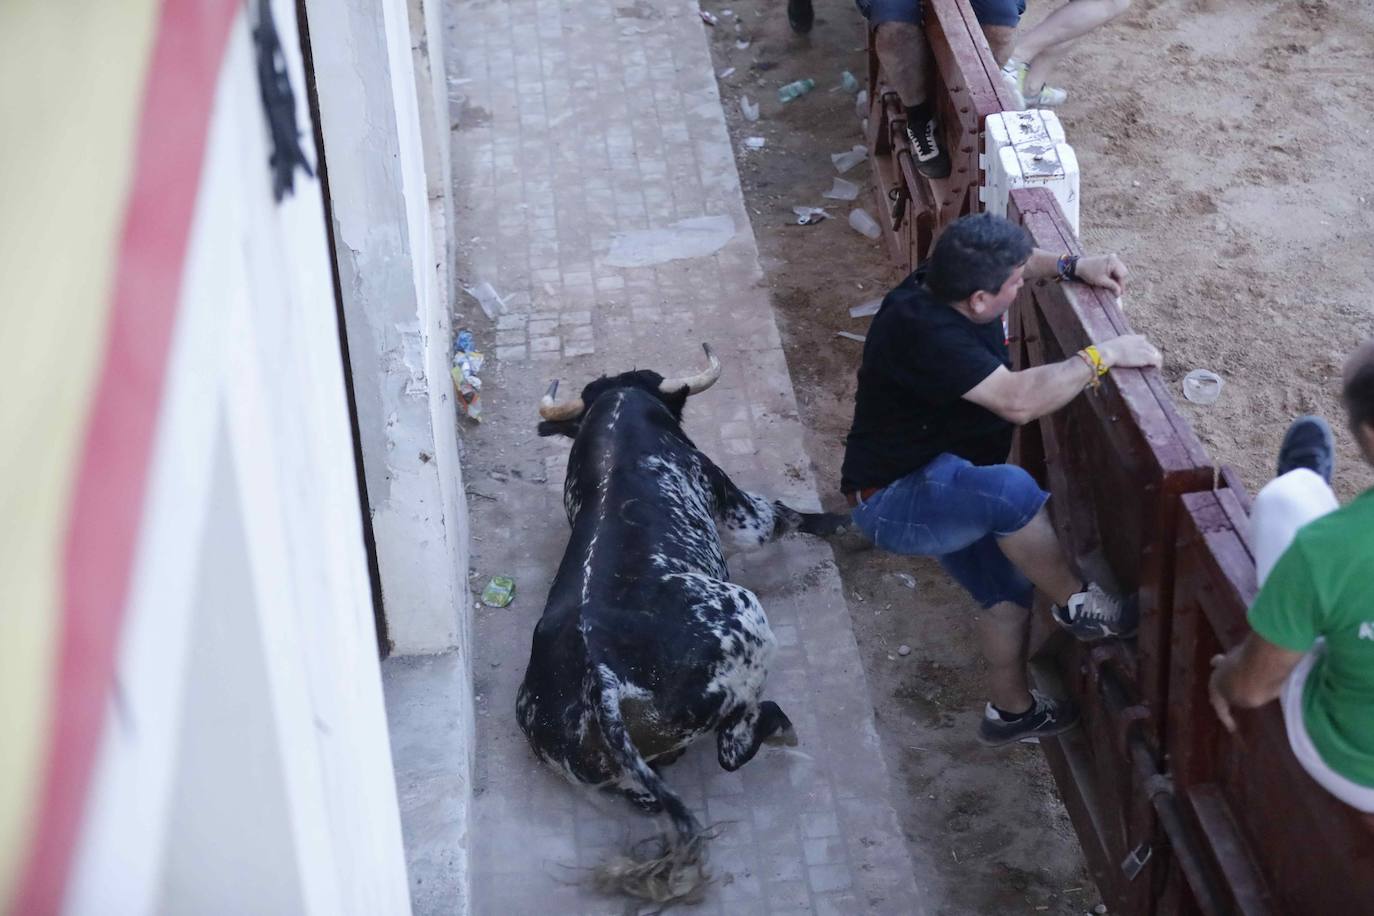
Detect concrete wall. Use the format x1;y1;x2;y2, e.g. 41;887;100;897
65;3;411;912
302;0;471;658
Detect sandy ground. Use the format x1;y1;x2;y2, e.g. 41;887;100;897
699;0;1374;913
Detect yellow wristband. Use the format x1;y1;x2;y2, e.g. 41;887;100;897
1077;345;1107;388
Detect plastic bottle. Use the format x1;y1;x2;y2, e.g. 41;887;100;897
777;78;816;103
848;208;882;240
841;71;860;93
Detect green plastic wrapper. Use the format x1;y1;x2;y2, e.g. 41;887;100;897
481;575;516;607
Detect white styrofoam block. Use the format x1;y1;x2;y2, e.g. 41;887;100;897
982;109;1080;236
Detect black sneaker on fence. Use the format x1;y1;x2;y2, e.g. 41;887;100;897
1052;583;1138;641
905;109;951;179
1276;415;1335;484
977;691;1080;746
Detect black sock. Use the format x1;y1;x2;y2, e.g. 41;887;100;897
906;101;933;126
993;702;1032;722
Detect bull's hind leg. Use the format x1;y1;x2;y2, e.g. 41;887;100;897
715;701;797;771
702;457;851;546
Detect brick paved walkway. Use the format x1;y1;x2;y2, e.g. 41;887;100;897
429;0;925;911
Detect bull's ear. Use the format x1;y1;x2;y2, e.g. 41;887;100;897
537;420;580;438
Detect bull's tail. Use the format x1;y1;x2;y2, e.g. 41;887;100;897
590;667;711;905
593;667;700;842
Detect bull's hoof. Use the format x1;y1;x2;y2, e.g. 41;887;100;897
798;511;853;538
764;724;799;748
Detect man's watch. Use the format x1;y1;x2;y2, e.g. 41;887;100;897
1056;253;1080;282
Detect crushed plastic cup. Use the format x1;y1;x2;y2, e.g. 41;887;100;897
1182;369;1224;405
740;96;759;122
840;70;860;93
792;206;829;225
848;208;882;240
481;575;516;607
823;177;860;201
855;89;869;119
831;144;868;174
464;282;505;319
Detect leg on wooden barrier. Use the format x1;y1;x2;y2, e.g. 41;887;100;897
1011;0;1132;98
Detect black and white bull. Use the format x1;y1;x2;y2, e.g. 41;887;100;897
515;344;845;845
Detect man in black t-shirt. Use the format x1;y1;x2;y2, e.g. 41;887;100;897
842;213;1162;746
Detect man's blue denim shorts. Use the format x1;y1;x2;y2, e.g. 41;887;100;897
850;453;1049;608
855;0;1027;29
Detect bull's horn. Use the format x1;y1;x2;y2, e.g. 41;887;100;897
659;343;722;396
538;379;585;421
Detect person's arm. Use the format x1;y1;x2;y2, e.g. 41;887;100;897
1208;634;1306;732
963;333;1162;425
1025;248;1129;295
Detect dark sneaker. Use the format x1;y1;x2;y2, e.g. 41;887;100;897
1277;415;1335;484
905;112;951;179
977;690;1080;746
787;0;814;33
1051;583;1138;641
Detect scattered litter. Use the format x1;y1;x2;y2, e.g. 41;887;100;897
736;39;750;50
452;328;485;421
823;176;860;201
1093;907;1108;915
699;9;718;25
464;281;505;319
740;95;759;121
898;644;912;657
605;215;737;268
777;78;816;103
831;144;868;173
1182;368;1224;405
480;576;516;608
849;297;883;318
744;136;767;150
893;572;916;589
855;89;868;119
721;7;733;16
792;206;829;225
848;208;882;239
835;331;867;343
840;70;860;93
718;66;736;78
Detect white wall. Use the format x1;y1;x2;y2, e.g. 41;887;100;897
65;4;411;913
303;0;472;659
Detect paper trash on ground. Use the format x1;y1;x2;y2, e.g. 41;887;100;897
792;206;830;225
849;297;883;318
605;215;737;268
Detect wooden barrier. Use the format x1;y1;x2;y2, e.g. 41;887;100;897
864;9;1374;908
1007;187;1218;913
863;0;1016;269
1168;490;1374;914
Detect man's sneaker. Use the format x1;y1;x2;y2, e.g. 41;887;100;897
1028;84;1068;107
1000;59;1027;109
1051;583;1138;641
977;690;1080;746
905;112;951;179
1277;415;1335;484
787;0;814;34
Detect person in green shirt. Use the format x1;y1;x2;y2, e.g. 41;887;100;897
1209;340;1374;821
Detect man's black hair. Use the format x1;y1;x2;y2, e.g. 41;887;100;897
924;213;1033;303
1343;355;1374;434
